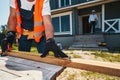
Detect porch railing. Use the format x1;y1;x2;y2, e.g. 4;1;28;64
104;18;120;33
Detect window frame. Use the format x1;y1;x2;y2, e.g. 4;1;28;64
59;0;71;8
52;11;72;35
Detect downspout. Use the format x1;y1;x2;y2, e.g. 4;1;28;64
102;4;105;32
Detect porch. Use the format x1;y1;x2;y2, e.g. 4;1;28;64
69;34;108;51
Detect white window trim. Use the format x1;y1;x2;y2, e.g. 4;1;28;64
59;0;60;8
59;0;71;8
52;11;72;35
59;16;61;32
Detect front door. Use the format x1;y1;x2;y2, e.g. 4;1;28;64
82;16;90;34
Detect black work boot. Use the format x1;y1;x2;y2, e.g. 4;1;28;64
40;50;49;58
0;52;8;57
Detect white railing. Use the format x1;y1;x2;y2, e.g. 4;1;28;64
104;18;120;33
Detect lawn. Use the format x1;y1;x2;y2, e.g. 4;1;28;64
63;50;120;63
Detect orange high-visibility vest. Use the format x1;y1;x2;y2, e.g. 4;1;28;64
15;0;45;42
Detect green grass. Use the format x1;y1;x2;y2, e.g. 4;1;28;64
12;44;18;51
12;44;56;56
0;44;38;53
91;51;120;62
63;50;120;62
73;54;81;58
12;44;38;52
31;47;38;52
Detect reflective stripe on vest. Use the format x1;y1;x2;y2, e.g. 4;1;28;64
15;0;45;42
34;32;43;37
34;22;43;26
34;0;45;42
15;0;23;33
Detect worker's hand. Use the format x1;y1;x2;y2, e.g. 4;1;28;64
1;31;16;56
40;38;68;58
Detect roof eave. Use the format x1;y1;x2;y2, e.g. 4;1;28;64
51;0;117;14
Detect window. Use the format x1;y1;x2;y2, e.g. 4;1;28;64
61;15;70;32
60;0;71;7
52;17;60;32
52;12;72;35
50;0;59;9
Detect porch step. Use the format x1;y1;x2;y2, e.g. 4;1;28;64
71;44;99;48
74;35;104;42
69;34;108;51
69;47;108;51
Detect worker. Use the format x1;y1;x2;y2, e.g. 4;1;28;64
88;10;98;34
1;0;68;58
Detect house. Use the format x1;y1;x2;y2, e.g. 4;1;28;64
50;0;120;51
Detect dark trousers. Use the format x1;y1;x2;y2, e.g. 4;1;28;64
18;35;46;54
90;21;96;33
